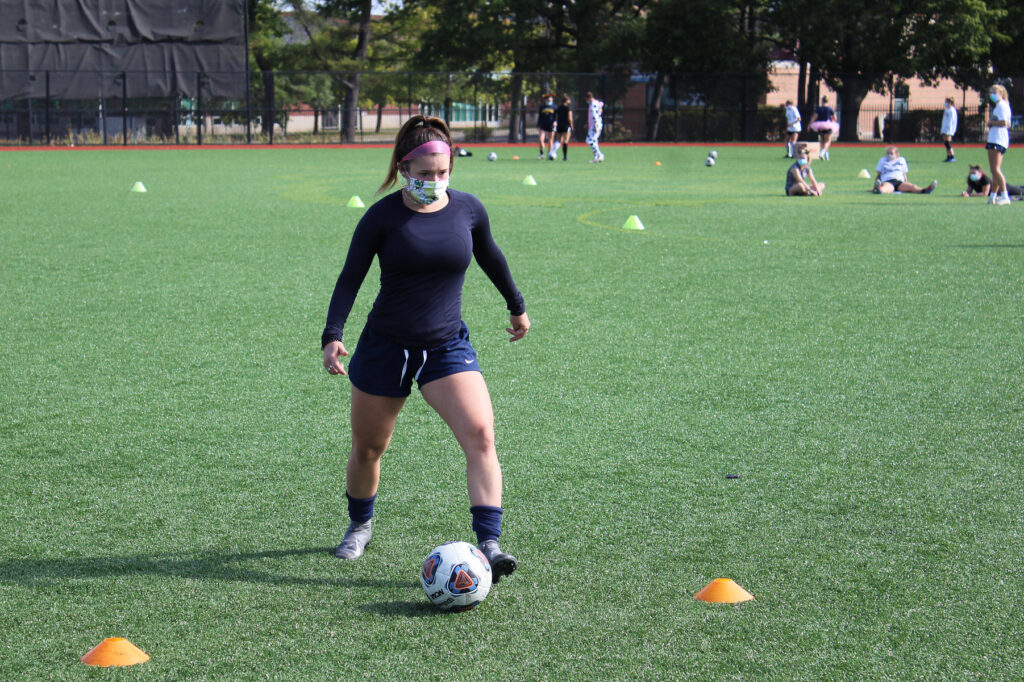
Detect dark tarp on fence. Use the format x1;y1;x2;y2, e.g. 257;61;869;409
0;0;246;99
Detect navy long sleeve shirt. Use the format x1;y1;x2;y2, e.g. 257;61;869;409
322;189;525;349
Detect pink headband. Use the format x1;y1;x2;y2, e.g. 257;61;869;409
401;140;451;162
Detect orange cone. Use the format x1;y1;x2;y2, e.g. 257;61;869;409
694;578;754;603
81;638;150;667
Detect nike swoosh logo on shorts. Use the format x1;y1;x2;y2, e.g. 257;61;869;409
465;358;475;364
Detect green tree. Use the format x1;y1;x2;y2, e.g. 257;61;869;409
769;0;1003;141
284;0;375;142
987;0;1024;81
636;0;773;141
247;0;289;136
415;0;648;141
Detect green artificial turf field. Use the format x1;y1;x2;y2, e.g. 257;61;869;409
1;143;1022;679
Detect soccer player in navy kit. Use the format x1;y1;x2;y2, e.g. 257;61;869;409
552;94;573;161
537;94;557;160
322;116;530;582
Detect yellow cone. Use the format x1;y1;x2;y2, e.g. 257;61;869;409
346;195;365;208
694;578;754;603
522;175;537;186
622;215;645;231
858;169;871;179
81;638;150;667
130;181;147;193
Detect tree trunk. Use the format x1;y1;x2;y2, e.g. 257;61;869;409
375;102;384;133
805;64;820;128
247;0;273;138
342;0;372;143
646;73;665;142
797;59;807;112
836;75;871;142
507;73;524;143
261;70;274;137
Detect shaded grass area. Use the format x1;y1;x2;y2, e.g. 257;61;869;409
1;144;1022;679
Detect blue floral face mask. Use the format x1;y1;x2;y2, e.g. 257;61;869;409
990;92;1000;103
797;158;808;166
969;173;981;182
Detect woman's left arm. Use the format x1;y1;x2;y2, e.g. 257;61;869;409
470;197;527;321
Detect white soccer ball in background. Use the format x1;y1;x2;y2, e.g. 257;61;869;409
421;541;492;611
709;150;718;159
487;152;498;162
705;156;716;167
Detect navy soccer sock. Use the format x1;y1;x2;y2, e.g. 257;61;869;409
347;492;376;524
470;505;503;544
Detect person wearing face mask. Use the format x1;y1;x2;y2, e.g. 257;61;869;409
940;97;958;162
537;93;557;160
785;143;825;196
321;115;530;582
962;164;1024;199
986;84;1013;206
873;146;938;194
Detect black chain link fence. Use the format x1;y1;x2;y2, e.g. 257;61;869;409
1;70;1019;146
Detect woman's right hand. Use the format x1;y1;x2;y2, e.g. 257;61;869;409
323;340;349;375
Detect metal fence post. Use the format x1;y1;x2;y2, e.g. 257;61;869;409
44;71;51;145
267;71;274;144
122;71;128;146
101;76;108;145
197;71;203;145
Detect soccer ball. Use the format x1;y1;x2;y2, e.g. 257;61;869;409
421;541;492;611
709;150;718;159
705;156;715;167
487;152;498;162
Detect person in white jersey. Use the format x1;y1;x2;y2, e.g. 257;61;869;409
585;91;605;163
940;97;958;162
784;99;801;158
873;146;938;194
986;84;1013;206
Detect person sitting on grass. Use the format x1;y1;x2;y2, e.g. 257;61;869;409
873;146;938;194
786;143;825;196
962;164;1024;199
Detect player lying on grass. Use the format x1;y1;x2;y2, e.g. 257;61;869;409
962;164;1024;199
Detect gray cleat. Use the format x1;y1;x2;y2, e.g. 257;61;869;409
477;539;517;583
334;520;372;560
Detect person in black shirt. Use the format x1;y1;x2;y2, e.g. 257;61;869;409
537;93;557;160
552;94;574;161
962;163;1024;199
322;115;530;581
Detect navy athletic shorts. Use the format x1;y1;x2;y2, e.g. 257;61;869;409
347;321;481;397
986;142;1007;154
